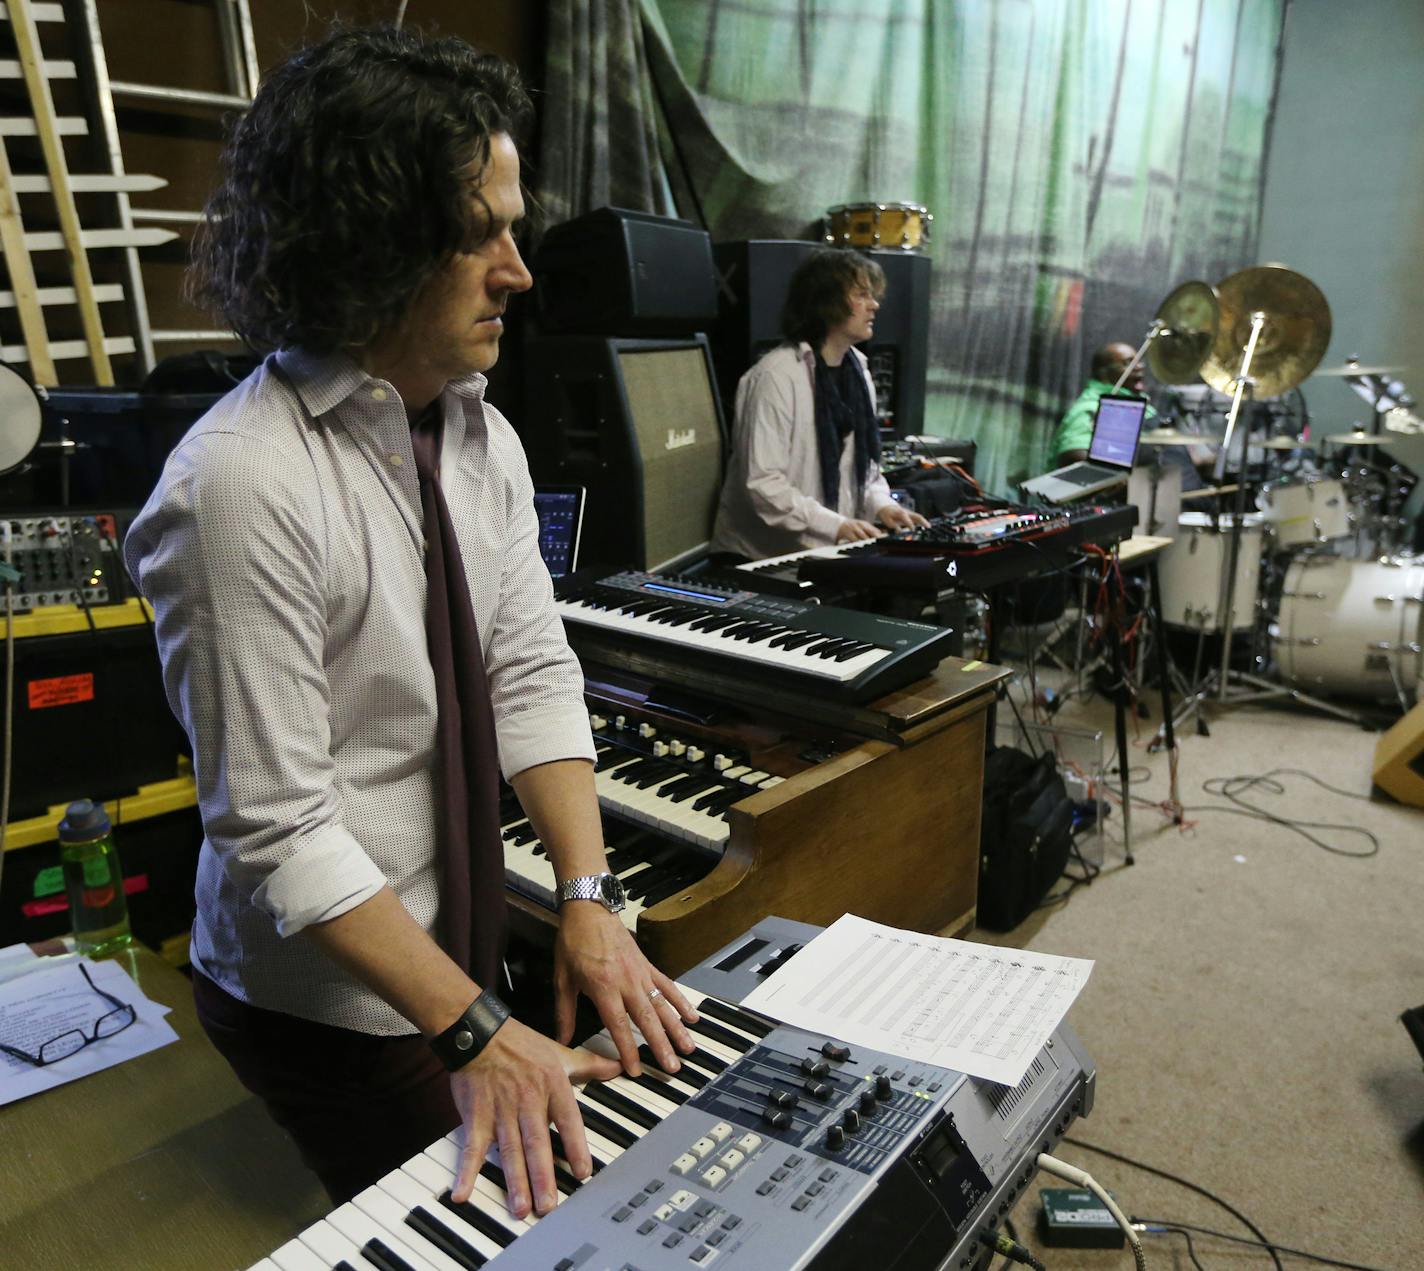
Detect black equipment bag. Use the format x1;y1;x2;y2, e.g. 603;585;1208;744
977;745;1075;931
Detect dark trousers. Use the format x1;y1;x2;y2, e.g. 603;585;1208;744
192;970;459;1204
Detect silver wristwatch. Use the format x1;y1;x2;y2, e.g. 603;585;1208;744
557;872;627;913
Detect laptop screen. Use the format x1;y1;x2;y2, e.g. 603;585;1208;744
1087;395;1148;468
532;485;585;577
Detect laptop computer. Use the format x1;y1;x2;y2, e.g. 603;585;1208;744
532;484;586;577
1022;394;1149;504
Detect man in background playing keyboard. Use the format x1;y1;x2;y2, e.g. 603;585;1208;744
710;247;928;561
125;26;696;1222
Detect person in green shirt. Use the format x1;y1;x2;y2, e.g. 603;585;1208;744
1050;341;1157;465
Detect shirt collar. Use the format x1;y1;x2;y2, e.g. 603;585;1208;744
274;347;488;418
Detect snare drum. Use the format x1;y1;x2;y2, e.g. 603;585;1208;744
1275;556;1424;704
824;202;932;251
1258;477;1350;546
1159;512;1264;630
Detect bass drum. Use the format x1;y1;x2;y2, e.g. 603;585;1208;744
1159;512;1263;631
1275;555;1424;704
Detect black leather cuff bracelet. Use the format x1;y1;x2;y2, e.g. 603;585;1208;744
429;990;510;1072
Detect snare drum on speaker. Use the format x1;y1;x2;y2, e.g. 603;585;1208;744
1159;512;1264;631
1257;477;1351;546
1275;555;1424;705
825;202;932;251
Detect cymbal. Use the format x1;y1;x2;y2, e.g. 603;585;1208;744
1148;281;1219;385
1313;362;1401;377
1139;428;1199;446
1200;265;1331;398
1324;430;1390;446
1260;435;1310;450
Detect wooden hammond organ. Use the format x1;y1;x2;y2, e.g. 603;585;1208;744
507;581;1011;975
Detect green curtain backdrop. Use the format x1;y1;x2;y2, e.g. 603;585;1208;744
538;0;1286;495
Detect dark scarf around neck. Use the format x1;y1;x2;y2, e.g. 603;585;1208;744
812;349;880;512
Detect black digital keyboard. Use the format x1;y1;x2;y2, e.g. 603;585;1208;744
553;570;957;704
738;503;1140;596
249;917;1096;1271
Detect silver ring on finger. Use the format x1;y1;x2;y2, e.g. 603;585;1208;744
647;988;664;1005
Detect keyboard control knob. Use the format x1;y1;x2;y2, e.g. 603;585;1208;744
687;747;705;763
713;754;732;771
875;1075;893;1099
652;741;669;757
801;1057;830;1077
858;1089;877;1113
842;1109;861;1132
821;1042;851;1062
589;714;607;731
638;723;657;738
614;714;627;729
803;1080;833;1100
825;1125;846;1151
670;740;687;756
762;1107;793;1129
768;1089;799;1110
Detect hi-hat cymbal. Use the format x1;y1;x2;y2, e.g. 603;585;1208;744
1313;362;1401;377
1148;281;1220;385
1260;435;1310;450
1139;428;1198;446
1324;430;1390;446
1200;265;1331;398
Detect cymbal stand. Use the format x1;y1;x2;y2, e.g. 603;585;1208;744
1197;314;1367;723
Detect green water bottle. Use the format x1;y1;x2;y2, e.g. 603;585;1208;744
58;799;133;958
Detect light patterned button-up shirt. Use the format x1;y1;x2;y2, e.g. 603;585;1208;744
125;349;594;1034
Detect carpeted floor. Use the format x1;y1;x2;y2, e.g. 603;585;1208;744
971;679;1424;1271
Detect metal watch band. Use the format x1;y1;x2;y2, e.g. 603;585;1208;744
556;872;626;912
429;990;510;1072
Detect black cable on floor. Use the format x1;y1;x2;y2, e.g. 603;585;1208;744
1133;1218;1389;1271
1062;1137;1284;1271
1183;769;1381;858
1141;1225;1205;1271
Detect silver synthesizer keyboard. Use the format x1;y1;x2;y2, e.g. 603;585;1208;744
248;918;1095;1271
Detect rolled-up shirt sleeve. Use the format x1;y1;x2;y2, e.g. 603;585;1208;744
482;421;596;780
125;431;388;935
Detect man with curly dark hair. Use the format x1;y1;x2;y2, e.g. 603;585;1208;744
125;25;697;1221
711;247;928;560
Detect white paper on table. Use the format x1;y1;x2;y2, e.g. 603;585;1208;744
0;956;179;1106
740;914;1094;1086
0;942;45;985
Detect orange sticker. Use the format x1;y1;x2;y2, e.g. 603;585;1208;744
27;673;95;709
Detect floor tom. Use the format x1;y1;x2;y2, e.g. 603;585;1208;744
1159;512;1264;631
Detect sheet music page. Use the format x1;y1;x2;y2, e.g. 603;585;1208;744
740;914;1093;1085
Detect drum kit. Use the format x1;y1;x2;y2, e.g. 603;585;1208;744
820;207;1423;719
1127;267;1423;722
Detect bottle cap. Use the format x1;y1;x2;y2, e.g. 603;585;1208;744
58;798;112;843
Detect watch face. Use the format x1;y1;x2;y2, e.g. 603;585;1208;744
599;872;627;910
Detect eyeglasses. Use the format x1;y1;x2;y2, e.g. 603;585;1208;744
0;962;137;1068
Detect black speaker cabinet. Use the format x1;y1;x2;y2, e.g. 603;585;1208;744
521;335;727;571
710;241;931;437
532;207;718;336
